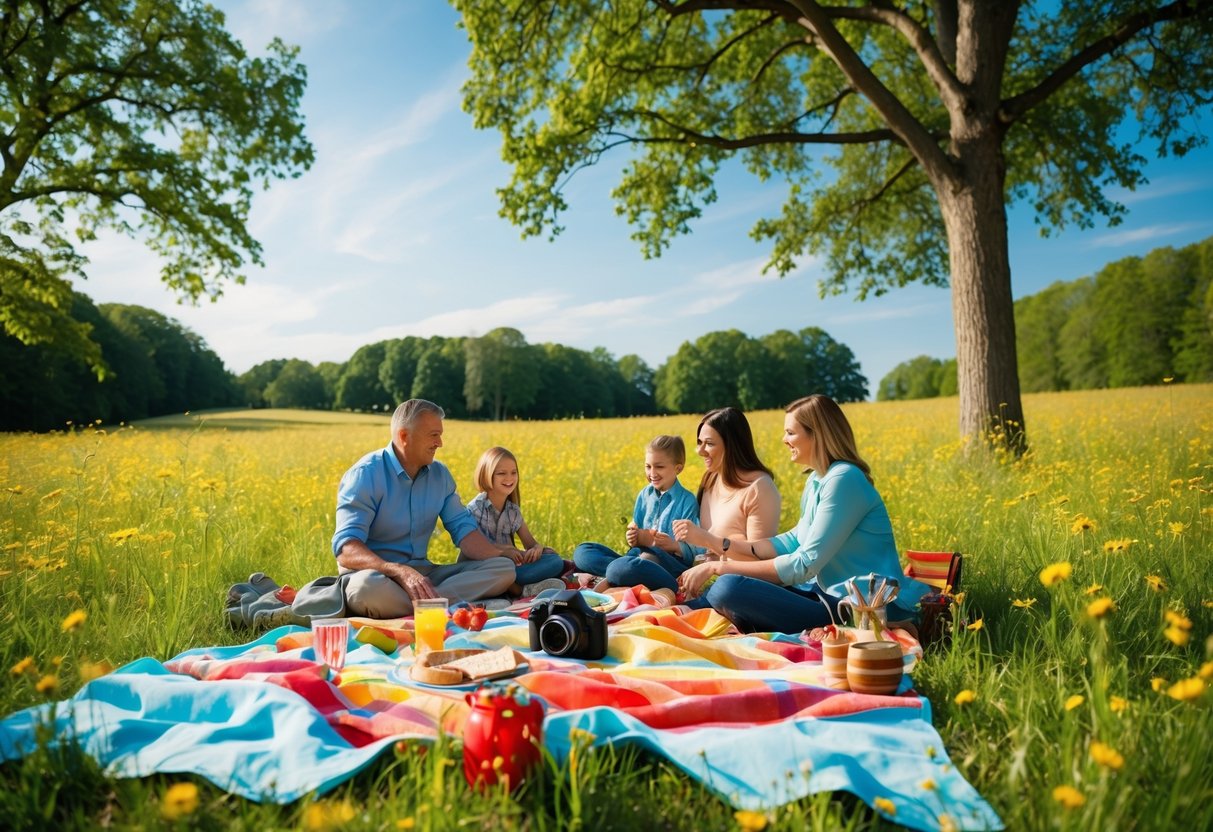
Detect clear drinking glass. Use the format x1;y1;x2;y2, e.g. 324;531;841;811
312;618;350;672
414;597;449;654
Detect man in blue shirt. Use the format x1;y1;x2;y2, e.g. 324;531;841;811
333;399;516;617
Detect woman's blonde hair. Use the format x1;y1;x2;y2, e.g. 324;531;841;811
473;446;520;504
785;395;873;483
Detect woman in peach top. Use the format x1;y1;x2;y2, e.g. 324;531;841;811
672;407;781;566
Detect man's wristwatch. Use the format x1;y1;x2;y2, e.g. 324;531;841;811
721;537;731;552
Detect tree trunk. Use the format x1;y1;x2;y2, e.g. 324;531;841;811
937;136;1027;453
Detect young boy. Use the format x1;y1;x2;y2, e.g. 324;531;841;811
572;435;702;593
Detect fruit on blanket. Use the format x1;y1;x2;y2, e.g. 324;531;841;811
354;625;398;654
469;606;488;631
463;682;544;791
452;607;473;629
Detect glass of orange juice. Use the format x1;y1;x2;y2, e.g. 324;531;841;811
414;597;449;654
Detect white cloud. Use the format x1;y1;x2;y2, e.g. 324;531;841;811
1108;175;1213;205
223;0;347;52
1083;221;1210;249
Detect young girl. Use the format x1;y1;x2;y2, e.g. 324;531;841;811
464;446;568;597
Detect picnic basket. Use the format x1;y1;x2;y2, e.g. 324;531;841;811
904;550;963;646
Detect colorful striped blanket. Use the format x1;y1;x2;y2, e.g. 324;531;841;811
0;593;1003;832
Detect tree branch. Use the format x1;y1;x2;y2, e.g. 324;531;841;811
782;1;954;181
1001;0;1210;123
819;2;966;111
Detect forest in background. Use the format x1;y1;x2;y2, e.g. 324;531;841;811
4;236;1209;432
877;236;1213;400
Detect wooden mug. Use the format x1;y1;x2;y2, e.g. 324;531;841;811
846;641;903;695
820;636;851;690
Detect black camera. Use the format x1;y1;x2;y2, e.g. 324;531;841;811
528;589;608;660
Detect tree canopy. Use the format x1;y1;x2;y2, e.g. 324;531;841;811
0;0;313;375
454;0;1213;450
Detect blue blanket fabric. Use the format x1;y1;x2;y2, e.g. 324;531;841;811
0;626;1003;831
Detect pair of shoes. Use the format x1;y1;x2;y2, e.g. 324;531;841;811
521;578;567;598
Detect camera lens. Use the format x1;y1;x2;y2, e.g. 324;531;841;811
538;615;577;656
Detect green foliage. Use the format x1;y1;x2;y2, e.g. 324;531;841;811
237;358;289;407
658;326;867;413
877;355;956;401
264;359;327;409
464;327;541;420
334;342;390;412
0;294;239;430
0;0;313;374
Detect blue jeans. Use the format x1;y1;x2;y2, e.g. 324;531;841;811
513;551;566;585
572;542;689;593
700;575;845;634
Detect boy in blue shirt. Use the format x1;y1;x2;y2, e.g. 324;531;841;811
572;435;701;593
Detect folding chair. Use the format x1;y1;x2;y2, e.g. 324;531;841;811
903;550;963;646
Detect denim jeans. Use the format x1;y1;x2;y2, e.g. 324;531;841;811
699;574;846;634
572;541;690;593
513;551;566;585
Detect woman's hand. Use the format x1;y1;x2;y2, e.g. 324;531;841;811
672;519;710;548
677;561;718;598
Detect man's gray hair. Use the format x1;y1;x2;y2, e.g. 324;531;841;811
390;399;445;436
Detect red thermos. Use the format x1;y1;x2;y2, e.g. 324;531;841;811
462;682;545;790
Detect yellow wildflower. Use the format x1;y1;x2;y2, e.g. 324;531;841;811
1163;609;1192;630
396;820;416;830
734;810;768;831
303;799;357;831
954;689;976;705
10;656;35;675
107;527;139;543
1052;785;1086;809
161;782;200;820
61;609;87;633
5;485;25;495
1166;677;1205;702
35;674;58;695
1090;742;1124;771
1163;626;1190;647
1040;562;1072;587
1084;584;1105;596
1151;677;1168;693
1070;515;1096;533
1064;694;1085;711
1144;574;1167;593
967;618;984;631
79;660;114;683
1199;662;1213;681
1110;696;1129;714
921;778;937;791
1086;597;1115;619
1168;521;1186;536
873;797;897;816
1011;597;1036;608
1102;538;1133;553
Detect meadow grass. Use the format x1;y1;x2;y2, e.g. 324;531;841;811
1;385;1210;830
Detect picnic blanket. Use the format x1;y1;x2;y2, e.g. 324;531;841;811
0;593;1003;832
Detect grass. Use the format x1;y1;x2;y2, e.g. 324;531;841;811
1;384;1210;830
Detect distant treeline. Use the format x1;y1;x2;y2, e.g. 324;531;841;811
877;236;1213;400
1;294;241;431
2;295;867;429
237;325;867;420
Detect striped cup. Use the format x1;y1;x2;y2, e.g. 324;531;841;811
820;637;851;690
846;641;903;695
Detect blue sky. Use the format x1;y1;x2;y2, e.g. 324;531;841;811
79;1;1213;394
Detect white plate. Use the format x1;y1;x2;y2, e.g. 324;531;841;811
387;662;529;691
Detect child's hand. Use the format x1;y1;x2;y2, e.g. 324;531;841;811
625;526;641;547
521;544;544;564
651;530;675;551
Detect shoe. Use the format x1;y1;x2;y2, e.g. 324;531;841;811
480;596;514;611
520;578;566;598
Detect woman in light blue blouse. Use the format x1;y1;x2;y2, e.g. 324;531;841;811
675;394;930;633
